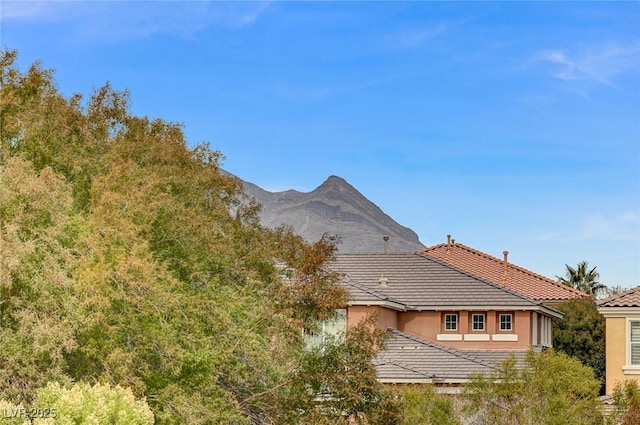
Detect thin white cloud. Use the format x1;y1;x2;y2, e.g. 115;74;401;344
537;42;640;87
386;23;448;49
533;212;640;243
1;1;271;41
579;212;640;241
0;1;83;22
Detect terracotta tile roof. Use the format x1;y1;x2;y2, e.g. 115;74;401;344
597;286;640;308
421;241;587;302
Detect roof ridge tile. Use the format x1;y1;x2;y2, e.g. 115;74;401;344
416;252;557;311
597;286;640;307
421;242;587;299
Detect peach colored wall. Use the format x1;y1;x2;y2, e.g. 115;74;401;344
398;311;441;341
398;310;533;350
347;305;398;331
514;311;532;349
347;307;544;351
605;317;640;395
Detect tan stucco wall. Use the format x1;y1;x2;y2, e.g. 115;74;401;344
605;317;640;395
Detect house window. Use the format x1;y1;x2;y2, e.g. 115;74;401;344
499;313;513;331
304;309;347;350
631;321;640;365
472;313;485;331
445;314;458;331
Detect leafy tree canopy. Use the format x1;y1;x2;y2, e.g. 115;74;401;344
0;49;392;424
553;297;606;384
462;350;602;425
557;261;606;298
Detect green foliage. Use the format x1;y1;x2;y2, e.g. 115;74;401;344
0;399;29;425
30;381;154;425
608;380;640;425
462;350;602;425
271;316;402;424
0;48;392;424
395;385;460;425
557;261;606;297
0;157;79;402
553;297;606;384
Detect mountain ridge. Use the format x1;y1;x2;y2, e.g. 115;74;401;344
241;175;424;253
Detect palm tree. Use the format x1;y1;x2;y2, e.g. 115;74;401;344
557;261;606;298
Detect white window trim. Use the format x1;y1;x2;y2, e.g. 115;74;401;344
464;333;490;341
472;313;485;331
626;318;640;371
444;313;458;331
499;313;513;332
492;334;518;341
437;333;463;341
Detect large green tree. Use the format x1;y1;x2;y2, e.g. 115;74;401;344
462;350;602;425
0;49;395;424
553;298;606;384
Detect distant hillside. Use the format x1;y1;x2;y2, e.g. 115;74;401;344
242;176;424;253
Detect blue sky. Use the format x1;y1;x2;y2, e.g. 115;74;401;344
1;1;639;287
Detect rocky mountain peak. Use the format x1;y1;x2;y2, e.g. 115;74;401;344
241;175;424;253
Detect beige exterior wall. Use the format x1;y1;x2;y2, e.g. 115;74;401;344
604;316;640;395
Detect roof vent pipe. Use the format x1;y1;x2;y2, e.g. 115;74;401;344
383;235;389;254
503;251;509;281
447;234;451;252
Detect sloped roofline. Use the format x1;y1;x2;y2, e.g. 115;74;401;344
385;328;496;369
597;286;640;308
338;253;564;319
343;278;407;311
421;242;587;299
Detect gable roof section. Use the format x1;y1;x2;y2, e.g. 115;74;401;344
421;241;586;302
598;286;640;308
376;328;527;383
332;253;562;317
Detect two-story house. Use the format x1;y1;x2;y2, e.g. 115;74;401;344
328;252;565;386
598;287;640;395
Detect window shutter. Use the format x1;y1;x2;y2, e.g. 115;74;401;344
631;321;640;365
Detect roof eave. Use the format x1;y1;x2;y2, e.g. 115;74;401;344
347;300;407;311
401;305;564;319
377;378;435;384
598;307;640;317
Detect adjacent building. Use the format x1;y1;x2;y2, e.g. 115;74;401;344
598;287;640;395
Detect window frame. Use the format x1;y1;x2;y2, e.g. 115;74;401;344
304;309;347;350
472;313;485;331
499;313;513;332
630;320;640;366
444;313;458;331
